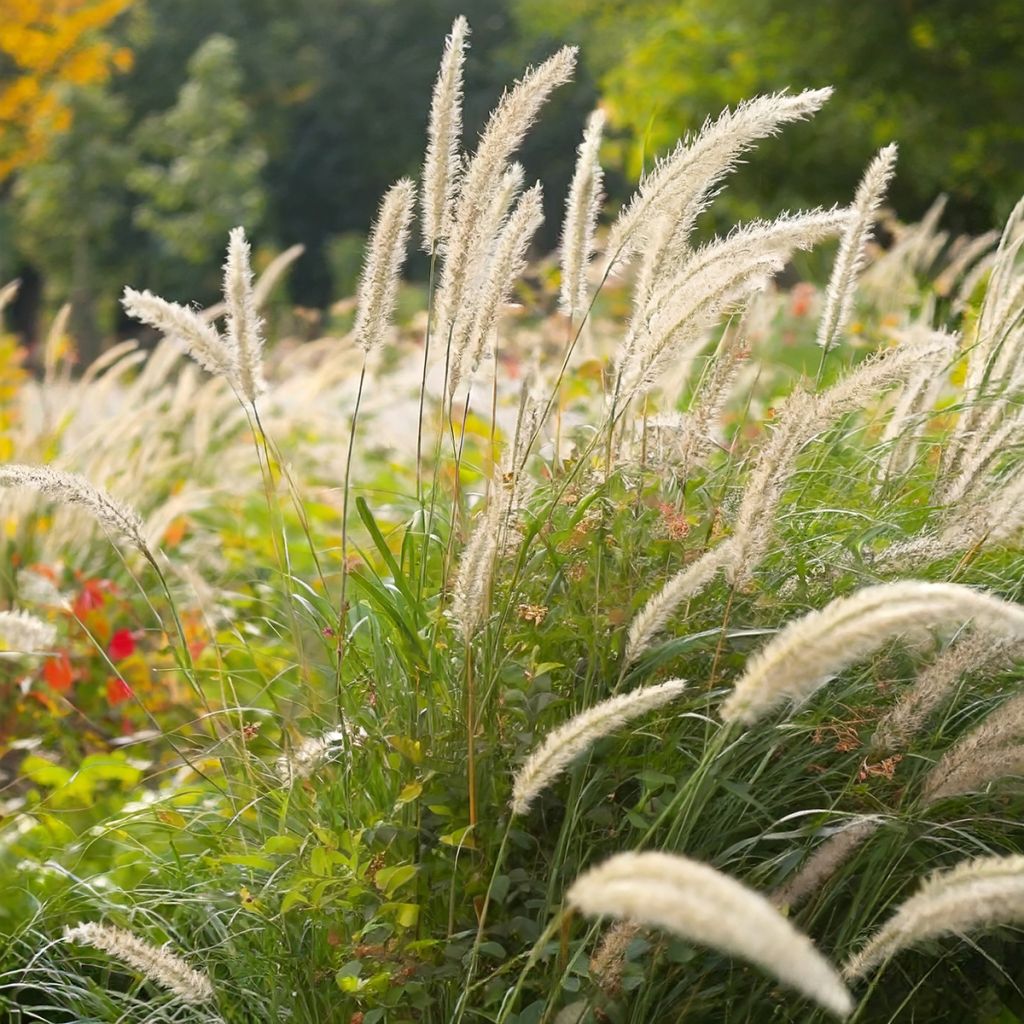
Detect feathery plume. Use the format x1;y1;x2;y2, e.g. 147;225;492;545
772;818;882;911
252;243;305;309
675;322;751;467
817;144;898;354
590;921;643;996
223;227;266;401
450;183;544;394
843;854;1024;980
511;679;687;814
618;209;848;398
872;632;1024;756
0;609;57;654
450;497;502;641
276;728;348;784
560;109;605;317
875;328;956;487
353;178;417;353
729;334;950;583
567;851;852;1017
63;922;214;1004
720;582;1024;726
624;541;736;666
122;286;236;382
421;16;470;251
0;278;19;313
605;89;833;276
0;464;147;554
921;689;1024;803
435;47;575;330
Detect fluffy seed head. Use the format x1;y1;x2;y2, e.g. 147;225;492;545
0;609;57;654
353;178;417;353
560;109;605;317
721;582;1024;726
605;89;833;274
843;855;1024;980
435;47;575;329
511;679;688;815
421;16;470;251
450;183;544;395
817;144;898;353
0;464;147;554
223;226;266;401
568;851;853;1017
63;922;214;1004
122;287;236;383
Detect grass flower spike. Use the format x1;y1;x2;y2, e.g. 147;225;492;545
721;582;1024;725
567;851;853;1017
511;678;688;814
817;143;898;354
560;109;605;317
0;609;57;654
0;464;147;554
421;16;469;251
122;286;236;382
223;225;266;401
353;178;417;353
63;922;214;1004
844;855;1024;980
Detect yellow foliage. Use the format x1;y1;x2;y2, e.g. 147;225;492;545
0;0;135;179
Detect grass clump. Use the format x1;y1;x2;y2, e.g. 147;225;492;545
4;14;1024;1024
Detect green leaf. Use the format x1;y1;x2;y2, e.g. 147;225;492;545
380;901;419;928
395;780;423;805
375;863;417;896
263;835;300;855
219;854;276;871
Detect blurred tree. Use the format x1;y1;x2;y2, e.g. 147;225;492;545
11;85;133;359
117;0;597;305
0;0;134;180
129;35;267;285
515;0;1024;231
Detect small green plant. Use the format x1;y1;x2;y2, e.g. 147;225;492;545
4;14;1024;1024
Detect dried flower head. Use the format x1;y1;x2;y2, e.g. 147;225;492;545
721;582;1024;726
511;679;687;815
844;854;1024;980
353;178;417;353
568;851;852;1017
421;16;470;251
63;922;214;1004
223;226;266;401
0;609;57;654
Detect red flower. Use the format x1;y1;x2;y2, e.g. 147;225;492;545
42;653;74;692
106;677;133;705
108;629;136;660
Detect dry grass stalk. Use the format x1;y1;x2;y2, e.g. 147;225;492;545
567;851;853;1017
